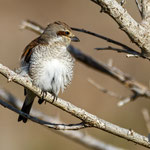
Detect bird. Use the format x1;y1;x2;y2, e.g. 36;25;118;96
18;21;80;123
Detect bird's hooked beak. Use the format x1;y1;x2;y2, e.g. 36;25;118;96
71;36;80;42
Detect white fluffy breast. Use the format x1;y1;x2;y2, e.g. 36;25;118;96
33;59;71;95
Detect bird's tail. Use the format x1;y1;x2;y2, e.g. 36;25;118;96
18;90;36;123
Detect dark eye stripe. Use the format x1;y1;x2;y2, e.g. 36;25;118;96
57;31;70;36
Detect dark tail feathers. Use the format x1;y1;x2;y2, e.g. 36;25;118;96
18;90;35;123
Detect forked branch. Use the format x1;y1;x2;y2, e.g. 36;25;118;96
91;0;150;57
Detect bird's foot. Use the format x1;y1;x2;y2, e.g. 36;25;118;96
38;91;57;104
38;91;47;104
50;92;57;103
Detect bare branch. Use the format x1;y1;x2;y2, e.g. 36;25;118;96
0;88;124;150
20;20;44;34
120;0;126;6
141;0;150;22
71;27;136;53
142;108;150;133
0;98;87;130
0;63;150;148
68;45;150;102
117;93;140;107
135;0;142;17
90;0;150;57
88;78;123;100
126;54;139;58
88;78;141;107
95;46;145;59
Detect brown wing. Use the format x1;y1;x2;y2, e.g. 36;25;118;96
21;37;48;63
21;38;39;63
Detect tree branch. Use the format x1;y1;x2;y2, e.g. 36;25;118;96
71;27;134;51
88;78;141;107
142;108;150;133
20;20;44;34
117;93;140;107
95;46;143;58
135;0;142;17
0;63;150;148
141;0;150;22
120;0;126;6
0;98;87;130
0;88;123;150
88;78;123;100
90;0;150;57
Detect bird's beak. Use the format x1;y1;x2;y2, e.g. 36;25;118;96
71;36;80;42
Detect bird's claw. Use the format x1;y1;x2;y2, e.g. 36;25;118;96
50;92;57;103
38;91;57;104
38;91;47;104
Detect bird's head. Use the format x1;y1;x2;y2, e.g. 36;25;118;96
41;21;80;46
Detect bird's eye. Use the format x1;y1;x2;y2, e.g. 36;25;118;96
65;31;70;35
57;31;70;36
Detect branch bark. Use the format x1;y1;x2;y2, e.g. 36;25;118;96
91;0;150;57
0;88;123;150
141;0;150;22
0;63;150;148
135;0;142;17
0;98;87;130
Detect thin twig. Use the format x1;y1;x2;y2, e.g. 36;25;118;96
117;93;140;107
120;0;126;6
20;20;44;34
0;64;150;148
126;54;139;58
88;78;123;100
71;27;136;53
135;0;142;17
141;0;150;21
0;98;87;130
88;78;141;107
142;108;150;133
95;46;143;58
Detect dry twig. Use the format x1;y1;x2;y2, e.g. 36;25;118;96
120;0;126;6
88;78;123;100
135;0;142;17
95;46;142;58
141;0;150;23
142;108;150;133
1;98;87;130
117;93;140;107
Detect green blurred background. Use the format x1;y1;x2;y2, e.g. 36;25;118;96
0;0;149;149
